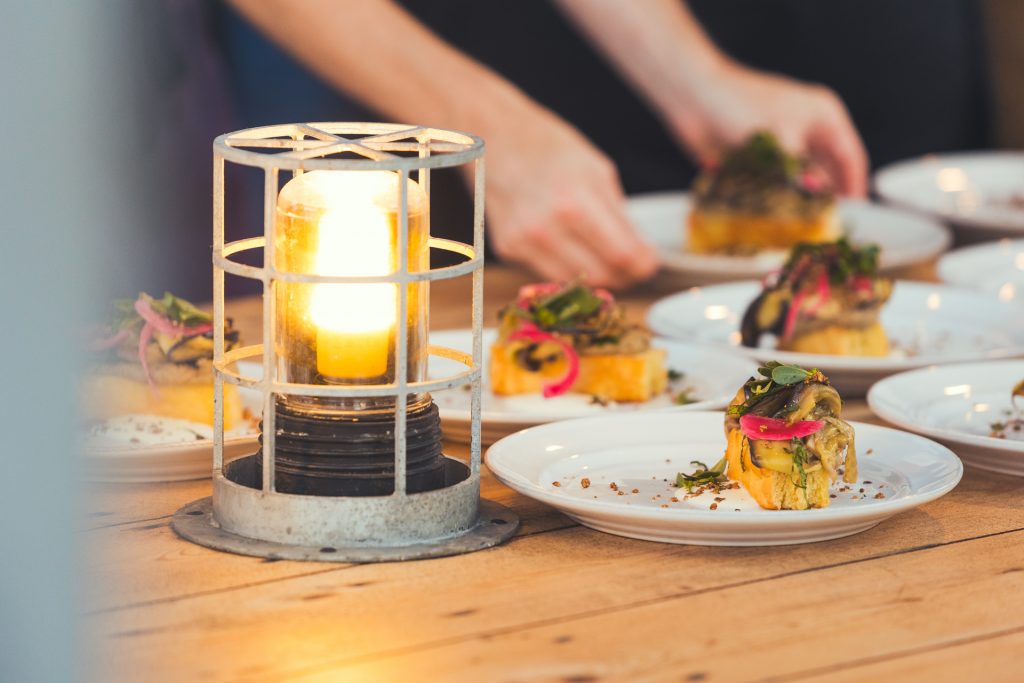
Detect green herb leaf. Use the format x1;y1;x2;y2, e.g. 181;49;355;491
531;284;605;330
770;364;813;386
789;438;810;491
676;456;728;492
149;292;211;326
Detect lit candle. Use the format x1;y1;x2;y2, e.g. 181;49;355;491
275;170;427;384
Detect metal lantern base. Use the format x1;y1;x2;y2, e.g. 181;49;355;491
172;496;518;563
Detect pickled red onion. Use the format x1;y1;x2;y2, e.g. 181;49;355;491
90;329;129;352
137;322;159;397
132;294;211;397
134;297;212;337
740;414;824;441
782;291;804;340
851;275;874;294
805;271;831;315
509;323;579;398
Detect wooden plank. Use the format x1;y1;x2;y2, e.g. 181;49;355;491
201;532;1024;683
83;457;1009;611
786;627;1024;683
82;480;210;531
86;471;1024;682
82;470;571;612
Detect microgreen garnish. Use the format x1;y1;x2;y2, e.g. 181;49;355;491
789;438;811;491
110;292;212;331
529;284;605;329
759;361;815;386
728;361;826;417
782;238;880;285
676;457;728;492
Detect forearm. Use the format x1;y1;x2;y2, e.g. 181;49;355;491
554;0;726;118
228;0;534;136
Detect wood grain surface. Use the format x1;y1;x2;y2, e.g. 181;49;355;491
84;262;1024;683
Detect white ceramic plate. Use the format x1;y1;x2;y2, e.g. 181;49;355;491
627;191;950;283
938;238;1024;302
868;361;1024;476
430;329;757;444
647;281;1024;395
875;152;1024;241
81;362;262;483
486;411;962;546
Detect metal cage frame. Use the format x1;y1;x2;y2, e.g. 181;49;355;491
172;122;518;562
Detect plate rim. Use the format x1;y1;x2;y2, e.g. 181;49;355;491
431;327;758;426
485;410;963;525
874;150;1024;233
627;191;952;274
867;360;1024;455
937;238;1024;289
646;279;1024;371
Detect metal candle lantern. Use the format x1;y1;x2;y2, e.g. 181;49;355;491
172;123;518;562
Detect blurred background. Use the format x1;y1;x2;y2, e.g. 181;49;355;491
1;1;1022;679
108;0;1024;301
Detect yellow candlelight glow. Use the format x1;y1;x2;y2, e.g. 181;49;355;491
309;203;396;379
274;170;428;385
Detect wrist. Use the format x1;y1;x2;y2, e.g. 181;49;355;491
659;49;733;118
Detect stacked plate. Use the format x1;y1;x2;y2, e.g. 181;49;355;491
868;361;1024;477
81;364;262;484
875;152;1024;243
431;329;756;444
646;280;1024;395
627;192;950;283
938;238;1024;302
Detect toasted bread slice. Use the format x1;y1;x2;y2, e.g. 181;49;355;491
81;374;243;430
688;206;840;254
780;321;889;356
724;429;831;510
490;343;667;402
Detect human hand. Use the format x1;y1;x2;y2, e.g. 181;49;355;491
478;102;658;289
669;62;868;196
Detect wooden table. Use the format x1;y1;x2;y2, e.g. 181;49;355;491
85;264;1024;682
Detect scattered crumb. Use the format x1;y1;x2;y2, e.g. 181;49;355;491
616;491;624;496
864;480;873;484
580;478;590;489
609;482;618;491
734;508;741;512
660;504;668;509
670;497;679;503
859;488;865;494
551;481;561;487
631;488;639;494
830;494;837;499
713;496;725;503
866;448;874;455
874;492;886;499
710;503;719;510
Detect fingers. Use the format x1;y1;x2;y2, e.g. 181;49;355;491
493;210;614;286
563;186;659;287
809;93;869;197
